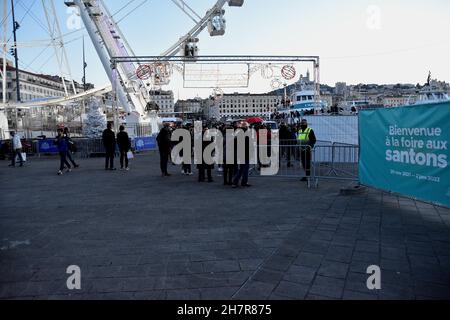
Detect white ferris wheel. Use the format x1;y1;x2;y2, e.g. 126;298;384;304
0;0;245;132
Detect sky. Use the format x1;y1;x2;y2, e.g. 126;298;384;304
2;0;450;99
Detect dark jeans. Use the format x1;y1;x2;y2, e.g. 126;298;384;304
11;149;24;166
120;149;129;169
160;151;169;175
223;164;236;185
198;165;212;182
280;140;293;164
233;163;250;186
59;152;71;171
66;151;77;167
300;148;312;177
105;148;115;169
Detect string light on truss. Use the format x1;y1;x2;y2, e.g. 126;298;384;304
270;78;283;90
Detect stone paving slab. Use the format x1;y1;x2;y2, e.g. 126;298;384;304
1;153;450;300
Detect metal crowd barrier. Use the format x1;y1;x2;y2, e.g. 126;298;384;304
249;141;359;188
311;143;359;188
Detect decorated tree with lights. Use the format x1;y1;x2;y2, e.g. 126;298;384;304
83;98;107;138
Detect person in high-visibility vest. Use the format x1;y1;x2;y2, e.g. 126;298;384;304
297;119;316;181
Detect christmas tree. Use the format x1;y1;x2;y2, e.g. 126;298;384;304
83;98;107;138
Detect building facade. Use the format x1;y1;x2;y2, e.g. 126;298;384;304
0;59;88;103
218;93;282;119
149;90;175;116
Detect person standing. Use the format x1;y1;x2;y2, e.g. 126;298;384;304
157;123;172;177
64;127;79;169
198;125;214;183
55;128;71;175
102;123;117;171
117;125;131;171
297;119;316;182
180;125;193;176
9;131;24;167
279;123;293;167
223;124;235;185
232;122;251;188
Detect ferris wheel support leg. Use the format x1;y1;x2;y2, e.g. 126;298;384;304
72;0;132;121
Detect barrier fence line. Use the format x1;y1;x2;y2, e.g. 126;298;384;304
251;142;359;188
0;136;158;159
1;137;360;188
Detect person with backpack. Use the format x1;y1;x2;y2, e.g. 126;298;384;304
117;125;131;171
64;127;79;169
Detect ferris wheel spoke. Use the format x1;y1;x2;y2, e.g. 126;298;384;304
170;0;202;24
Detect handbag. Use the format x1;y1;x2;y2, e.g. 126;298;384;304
16;152;26;162
127;151;134;160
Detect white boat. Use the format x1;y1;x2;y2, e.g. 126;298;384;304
278;73;328;114
414;88;450;105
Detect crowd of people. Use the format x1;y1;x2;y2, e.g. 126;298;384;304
156;119;317;186
5;119;317;185
156;121;254;188
53;123;132;175
270;110;317;122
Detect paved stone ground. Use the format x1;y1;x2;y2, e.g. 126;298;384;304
1;152;450;300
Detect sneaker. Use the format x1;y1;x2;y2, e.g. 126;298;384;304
120;167;125;171
181;170;186;175
126;167;130;171
187;172;193;176
242;184;252;187
57;170;63;176
232;184;238;189
66;168;72;173
110;168;117;171
74;164;80;169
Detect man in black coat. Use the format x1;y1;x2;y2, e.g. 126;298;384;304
117;125;131;170
279;123;293;167
102;123;116;170
232;122;252;188
157;123;172;177
198;125;214;183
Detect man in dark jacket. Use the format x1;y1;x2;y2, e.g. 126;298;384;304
117;125;131;171
279;123;293;167
198;125;214;183
232;122;252;188
157;123;172;177
102;123;116;171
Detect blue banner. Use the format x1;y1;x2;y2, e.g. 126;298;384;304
134;136;156;152
38;139;59;154
359;102;450;207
